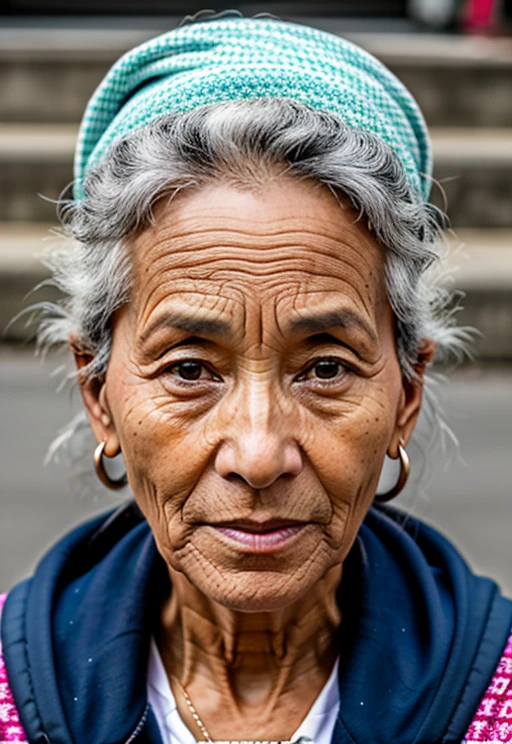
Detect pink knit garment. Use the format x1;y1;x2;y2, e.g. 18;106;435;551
0;595;27;743
464;632;512;743
1;593;512;743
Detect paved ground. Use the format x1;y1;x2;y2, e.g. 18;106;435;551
1;348;511;595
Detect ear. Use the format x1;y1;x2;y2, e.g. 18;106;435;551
70;336;120;458
389;338;436;458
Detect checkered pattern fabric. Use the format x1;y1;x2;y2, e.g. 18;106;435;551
464;632;512;743
74;17;432;201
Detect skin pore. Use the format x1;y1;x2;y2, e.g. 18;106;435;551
76;176;434;740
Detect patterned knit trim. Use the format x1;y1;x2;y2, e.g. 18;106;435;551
1;590;511;743
0;594;28;743
464;632;512;743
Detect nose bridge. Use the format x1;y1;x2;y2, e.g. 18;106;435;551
215;371;302;487
244;374;280;440
237;369;296;447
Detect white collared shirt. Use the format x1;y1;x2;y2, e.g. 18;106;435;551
147;639;340;744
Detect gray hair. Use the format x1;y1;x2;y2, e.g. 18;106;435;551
37;99;471;467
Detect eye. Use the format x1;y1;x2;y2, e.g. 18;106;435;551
310;360;342;379
299;358;350;383
168;360;213;381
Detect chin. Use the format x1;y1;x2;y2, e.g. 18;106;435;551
213;579;308;613
187;564;327;613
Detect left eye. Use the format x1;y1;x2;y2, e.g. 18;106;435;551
169;360;210;381
302;359;347;381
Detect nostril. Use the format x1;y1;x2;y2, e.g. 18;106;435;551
224;471;247;485
224;469;299;489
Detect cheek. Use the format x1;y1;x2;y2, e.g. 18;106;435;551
306;389;396;550
106;375;214;533
311;386;394;479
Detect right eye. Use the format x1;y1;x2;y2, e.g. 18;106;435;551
167;360;213;382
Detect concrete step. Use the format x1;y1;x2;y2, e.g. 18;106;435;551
1;224;511;360
431;129;512;228
0;28;511;127
0;124;511;227
0;124;74;223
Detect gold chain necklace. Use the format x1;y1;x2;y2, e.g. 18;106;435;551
175;679;300;744
175;679;213;743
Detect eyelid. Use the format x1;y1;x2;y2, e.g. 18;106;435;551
157;347;220;369
303;332;368;363
151;336;216;361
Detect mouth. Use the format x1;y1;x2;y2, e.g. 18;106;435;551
206;519;308;554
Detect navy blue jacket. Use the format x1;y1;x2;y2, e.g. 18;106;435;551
2;502;511;744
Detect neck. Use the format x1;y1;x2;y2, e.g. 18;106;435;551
156;566;342;739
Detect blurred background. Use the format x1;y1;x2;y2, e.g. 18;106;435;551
1;0;511;594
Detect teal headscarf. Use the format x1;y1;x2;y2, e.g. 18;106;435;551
74;16;432;201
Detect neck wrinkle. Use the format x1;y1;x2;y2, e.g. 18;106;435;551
157;564;342;710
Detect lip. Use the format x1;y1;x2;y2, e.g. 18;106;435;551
207;519;308;554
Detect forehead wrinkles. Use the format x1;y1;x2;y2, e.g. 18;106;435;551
133;282;247;335
133;258;380;337
133;221;378;264
131;197;380;258
131;232;382;296
128;193;387;332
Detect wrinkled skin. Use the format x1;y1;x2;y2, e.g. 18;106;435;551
77;177;434;738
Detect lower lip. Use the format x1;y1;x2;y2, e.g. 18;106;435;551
214;525;305;553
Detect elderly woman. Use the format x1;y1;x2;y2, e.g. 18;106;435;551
1;15;511;744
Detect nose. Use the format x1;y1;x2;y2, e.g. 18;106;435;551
214;383;303;489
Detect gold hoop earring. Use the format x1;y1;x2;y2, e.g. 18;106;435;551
375;438;410;503
94;441;128;491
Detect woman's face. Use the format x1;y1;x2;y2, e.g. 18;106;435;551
81;177;430;612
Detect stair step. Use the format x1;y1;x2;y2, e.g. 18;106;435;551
0;125;511;227
0;123;76;162
3;125;512;160
431;129;512;228
0;28;511;127
4;223;508;283
445;229;512;289
432;129;512;164
1;224;511;359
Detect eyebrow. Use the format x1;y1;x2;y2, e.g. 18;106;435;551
289;309;378;346
139;311;232;345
